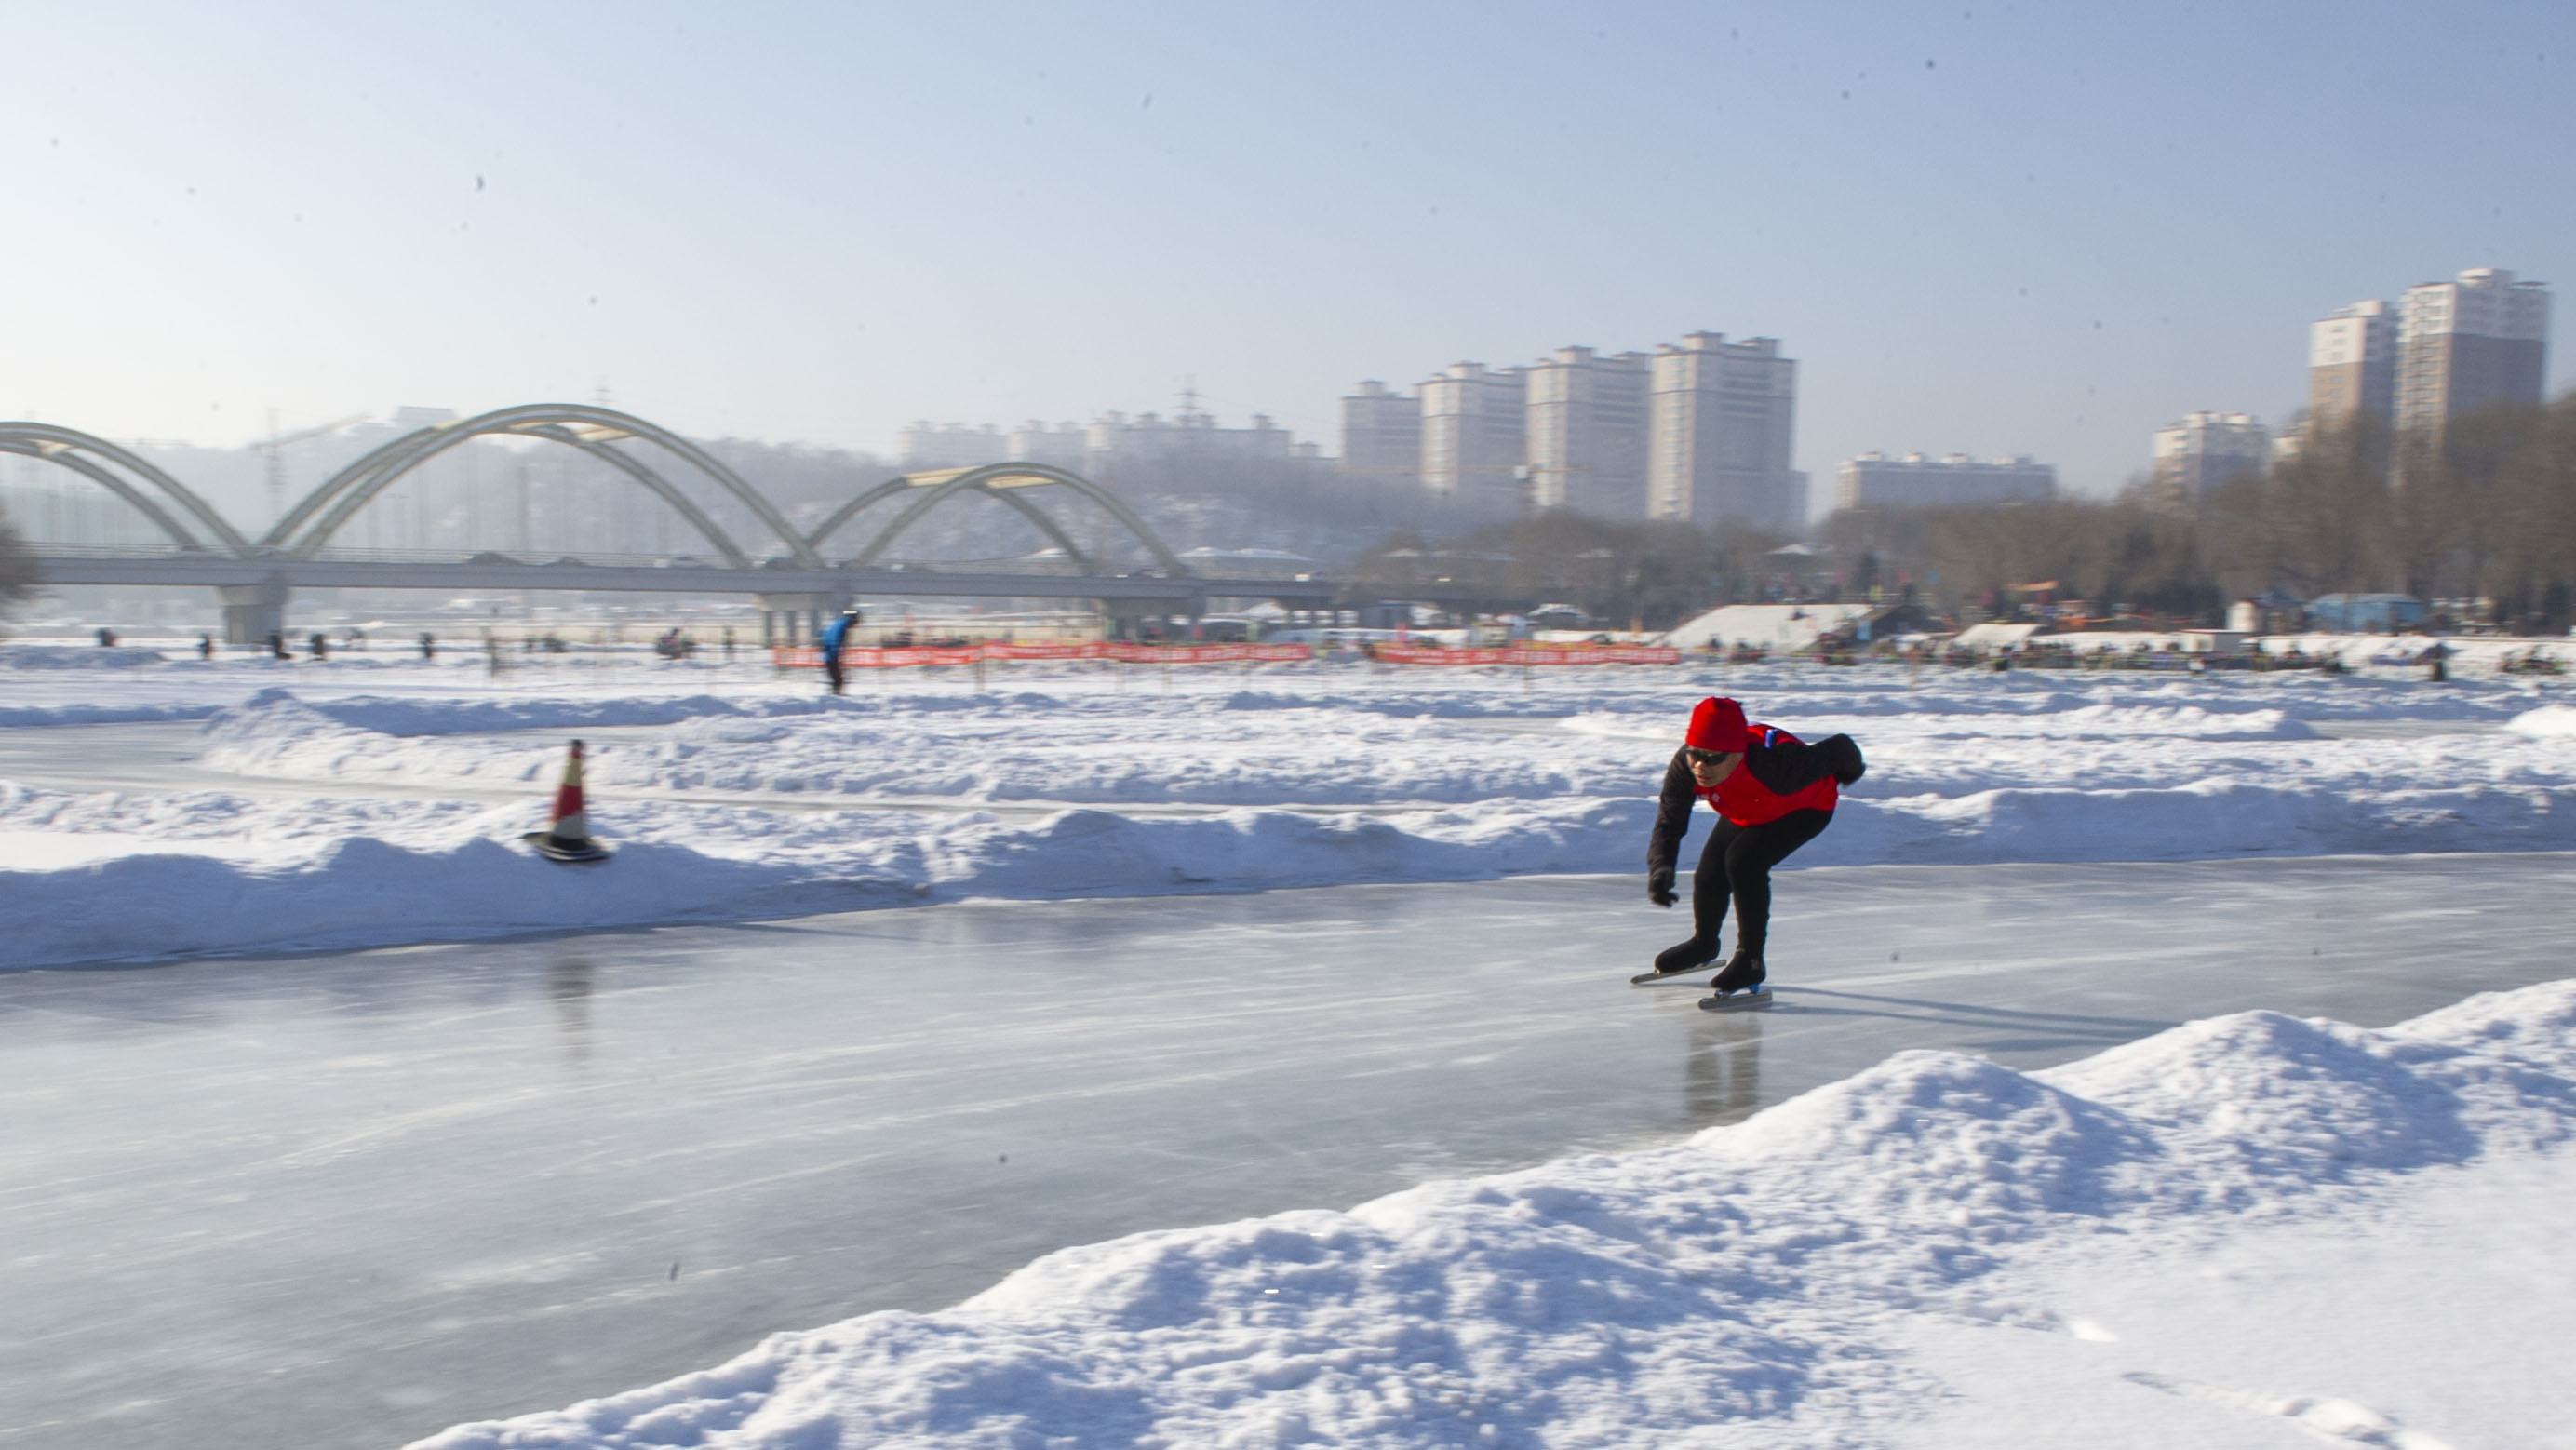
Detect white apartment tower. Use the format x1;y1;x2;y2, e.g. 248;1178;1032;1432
1338;381;1421;490
1418;362;1528;513
2395;268;2552;434
2307;300;2397;426
2152;411;2271;503
1647;333;1802;532
1523;346;1652;517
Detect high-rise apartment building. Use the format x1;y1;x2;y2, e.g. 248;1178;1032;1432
1083;405;1308;481
1419;362;1528;512
1646;333;1801;532
1524;347;1652;517
2151;411;2270;504
1836;453;2056;510
2394;268;2552;434
1338;381;1421;491
2308;300;2397;426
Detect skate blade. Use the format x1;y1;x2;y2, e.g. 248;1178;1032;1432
1630;966;1711;986
1697;987;1773;1012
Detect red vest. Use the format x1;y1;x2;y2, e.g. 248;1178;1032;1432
1697;722;1838;826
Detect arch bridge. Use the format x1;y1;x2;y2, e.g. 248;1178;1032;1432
5;410;1339;642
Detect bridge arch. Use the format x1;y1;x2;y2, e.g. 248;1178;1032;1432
0;423;255;555
807;463;1191;579
268;404;824;568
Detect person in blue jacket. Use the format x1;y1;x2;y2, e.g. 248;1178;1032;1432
819;607;862;695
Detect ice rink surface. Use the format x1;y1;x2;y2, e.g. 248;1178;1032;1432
5;854;2570;1450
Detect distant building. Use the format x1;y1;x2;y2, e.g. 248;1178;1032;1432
1836;453;2056;510
2308;300;2397;426
1419;362;1529;512
1338;381;1421;491
906;405;1320;480
2151;411;2270;505
1083;402;1310;481
2395;267;2552;435
1647;332;1801;532
1524;346;1651;517
1005;421;1086;471
899;423;1010;469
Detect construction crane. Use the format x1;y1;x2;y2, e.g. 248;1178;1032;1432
259;411;368;529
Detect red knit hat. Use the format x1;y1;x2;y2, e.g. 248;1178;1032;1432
1685;696;1750;752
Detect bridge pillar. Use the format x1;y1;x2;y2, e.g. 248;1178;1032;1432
754;590;851;647
215;576;290;646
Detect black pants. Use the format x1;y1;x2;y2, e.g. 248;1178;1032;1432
1688;809;1832;960
824;657;846;695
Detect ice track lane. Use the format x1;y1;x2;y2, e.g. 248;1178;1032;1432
3;854;2572;1450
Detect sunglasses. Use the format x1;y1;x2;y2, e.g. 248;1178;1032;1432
1684;746;1740;766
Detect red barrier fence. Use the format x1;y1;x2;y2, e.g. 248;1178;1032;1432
771;642;1313;668
772;641;1682;668
1375;645;1683;666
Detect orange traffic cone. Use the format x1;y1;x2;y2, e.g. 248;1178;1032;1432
525;738;612;863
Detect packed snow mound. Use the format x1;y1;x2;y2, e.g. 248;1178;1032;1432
0;643;173;669
0;700;221;728
2506;702;2576;739
0;783;1646;967
408;981;2576;1450
0;676;2566;966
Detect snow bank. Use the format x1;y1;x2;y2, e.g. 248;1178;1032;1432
0;782;1644;968
409;980;2576;1449
0;643;175;669
2507;703;2576;740
0;700;222;728
0;675;2559;966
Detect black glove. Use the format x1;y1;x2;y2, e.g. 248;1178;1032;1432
1827;735;1868;786
1647;866;1677;907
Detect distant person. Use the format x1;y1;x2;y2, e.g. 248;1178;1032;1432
308;632;328;661
1641;696;1866;1003
95;626;116;648
196;634;214;661
266;630;289;661
419;631;436;661
819;608;861;695
722;626;736;662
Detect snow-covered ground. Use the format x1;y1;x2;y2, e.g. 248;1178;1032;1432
411;980;2576;1449
2;646;2574;967
10;647;2576;1447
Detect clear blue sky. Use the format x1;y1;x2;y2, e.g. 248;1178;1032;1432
3;0;2567;498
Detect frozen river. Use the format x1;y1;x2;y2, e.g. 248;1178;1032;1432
6;853;2572;1450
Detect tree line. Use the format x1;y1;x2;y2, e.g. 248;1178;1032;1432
1817;394;2576;631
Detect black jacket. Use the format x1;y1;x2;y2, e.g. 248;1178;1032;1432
1647;730;1865;874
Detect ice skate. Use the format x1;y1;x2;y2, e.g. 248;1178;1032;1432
1631;938;1719;986
1699;949;1770;1010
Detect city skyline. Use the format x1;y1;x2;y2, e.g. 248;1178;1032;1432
1;2;2569;502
